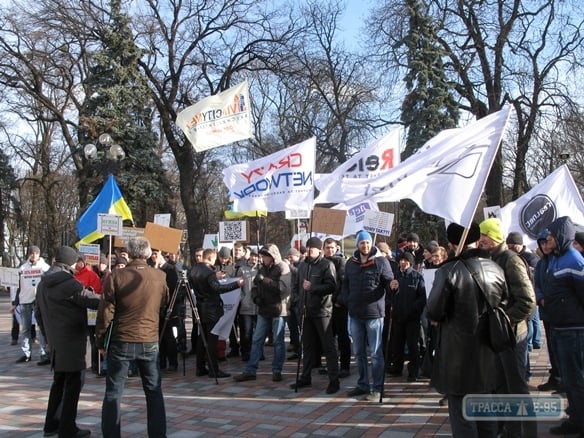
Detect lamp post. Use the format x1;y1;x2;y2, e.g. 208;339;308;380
83;133;126;161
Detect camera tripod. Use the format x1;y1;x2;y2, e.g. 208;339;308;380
160;270;218;384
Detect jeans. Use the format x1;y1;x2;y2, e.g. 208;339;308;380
526;307;542;348
552;328;584;432
245;315;286;375
447;395;498;437
350;316;385;392
44;370;84;437
239;314;257;358
19;303;46;358
102;341;166;438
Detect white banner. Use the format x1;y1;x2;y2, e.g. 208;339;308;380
223;137;316;212
315;129;401;198
334;199;379;237
211;286;242;340
314;106;513;228
500;164;584;249
176;80;253;152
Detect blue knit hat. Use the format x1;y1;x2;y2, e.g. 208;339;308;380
355;230;373;245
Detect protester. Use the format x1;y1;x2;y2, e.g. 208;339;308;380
341;231;393;401
36;246;101;438
387;252;426;381
96;237;169;438
427;222;507;437
285;247;302;360
238;250;260;362
540;216;584;437
234;244;291;383
290;237;340;394
189;248;244;378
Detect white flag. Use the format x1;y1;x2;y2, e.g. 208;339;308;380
223;137;316;212
315;129;401;199
211;285;242;340
500;164;584;249
315;106;514;227
176;81;252;152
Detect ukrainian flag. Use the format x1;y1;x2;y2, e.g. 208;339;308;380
76;174;134;246
224;202;267;219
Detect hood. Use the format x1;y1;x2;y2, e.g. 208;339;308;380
352;245;383;261
547;216;575;255
259;243;283;265
41;263;75;288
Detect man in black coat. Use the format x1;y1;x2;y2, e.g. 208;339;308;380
35;246;101;438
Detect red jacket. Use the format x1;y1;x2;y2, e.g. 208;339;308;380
75;264;102;294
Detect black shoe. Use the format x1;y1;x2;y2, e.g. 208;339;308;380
549;421;580;435
347;387;369;397
287;353;300;361
407;375;417;382
43;431;57;437
97;370;106;377
318;367;328;375
538;377;561;391
227;350;239;358
16;355;31;363
164;365;178;373
326;379;340;394
234;373;256;382
196;368;209;376
339;369;350;378
187;349;196;356
272;372;283;382
209;370;231;378
241;355;250;362
72;429;91;438
290;379;311;390
37;358;51;366
10;339;17;346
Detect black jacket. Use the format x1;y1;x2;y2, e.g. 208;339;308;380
35;264;101;372
390;267;426;322
189;262;240;324
427;248;507;395
294;254;336;318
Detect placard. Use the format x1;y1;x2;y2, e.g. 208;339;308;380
309;207;346;236
0;267;19;289
285;209;311;220
114;227;145;248
363;210;394;236
219;221;249;242
78;244;101;265
97;214;123;236
483;205;502;221
143;222;183;253
154;213;171;227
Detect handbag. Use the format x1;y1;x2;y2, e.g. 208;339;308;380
461;259;516;353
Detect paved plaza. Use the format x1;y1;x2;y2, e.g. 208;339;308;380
0;292;564;437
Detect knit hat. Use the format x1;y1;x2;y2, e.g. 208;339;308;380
479;218;505;244
218;246;231;259
355;230;373;245
506;232;524;245
406;232;420;243
398;252;415;265
55;246;80;266
447;222;481;246
575;231;584;247
425;241;439;252
115;256;128;266
287;247;301;257
305;237;323;249
28;245;40;255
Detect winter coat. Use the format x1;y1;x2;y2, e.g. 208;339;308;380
35;264;101;372
390;267;426;322
239;262;259;316
542;216;584;326
341;246;393;319
74;264;102;294
427;248;507;396
294;254;336;318
189;262;241;324
253;244;291;318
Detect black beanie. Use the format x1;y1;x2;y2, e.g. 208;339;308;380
55;246;79;266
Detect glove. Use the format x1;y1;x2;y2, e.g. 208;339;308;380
253;273;265;285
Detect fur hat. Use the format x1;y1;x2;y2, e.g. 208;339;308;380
355;230;373;245
218;246;231;259
479;218;505;244
506;231;524;245
447;222;481;246
55;246;79;266
305;237;323;249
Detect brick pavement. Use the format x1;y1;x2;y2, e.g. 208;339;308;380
0;292;564;437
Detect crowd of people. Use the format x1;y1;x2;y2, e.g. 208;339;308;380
7;214;584;437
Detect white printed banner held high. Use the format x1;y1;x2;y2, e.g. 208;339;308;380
176;81;253;152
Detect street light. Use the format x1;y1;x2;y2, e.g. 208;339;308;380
559;150;570;161
83;133;126;161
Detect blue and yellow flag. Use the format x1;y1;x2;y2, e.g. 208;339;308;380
76;174;134;246
224;202;267;219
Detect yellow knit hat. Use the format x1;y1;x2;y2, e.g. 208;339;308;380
479;218;505;244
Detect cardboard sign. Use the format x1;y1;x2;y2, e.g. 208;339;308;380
114;227;145;248
78;244;101;265
143;222;183;253
309;207;346;236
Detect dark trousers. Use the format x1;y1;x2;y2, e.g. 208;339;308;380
228;314;240;354
287;304;301;349
389;318;421;377
332;304;351;370
196;322;220;373
11;314;19;341
44;370;83;437
159;317;185;368
543;320;560;379
301;316;339;381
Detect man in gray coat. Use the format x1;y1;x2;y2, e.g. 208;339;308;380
35;246;101;438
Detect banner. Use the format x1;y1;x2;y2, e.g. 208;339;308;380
500;164;584;249
315;129;401;198
211;285;242;339
333;200;379;237
315;106;514;228
176;80;252;152
76;174;134;246
223;137;316;212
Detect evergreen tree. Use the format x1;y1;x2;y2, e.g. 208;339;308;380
0;149;18;265
398;0;459;241
78;0;170;227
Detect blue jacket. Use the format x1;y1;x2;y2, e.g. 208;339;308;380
390;267;426;322
542;216;584;327
341;246;393;319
